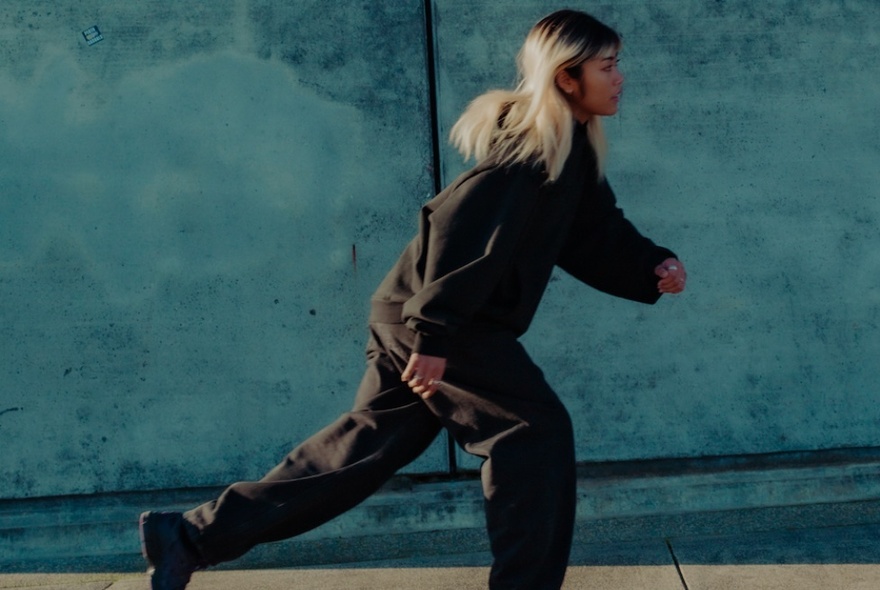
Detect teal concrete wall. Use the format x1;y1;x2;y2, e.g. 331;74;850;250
1;1;879;500
0;0;444;499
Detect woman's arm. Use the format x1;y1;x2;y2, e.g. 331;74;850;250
401;164;545;356
557;179;680;303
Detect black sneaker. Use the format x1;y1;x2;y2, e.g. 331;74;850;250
139;511;205;590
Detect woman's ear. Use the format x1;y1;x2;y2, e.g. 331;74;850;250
555;69;576;96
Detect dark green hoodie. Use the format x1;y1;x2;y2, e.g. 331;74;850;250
370;123;675;357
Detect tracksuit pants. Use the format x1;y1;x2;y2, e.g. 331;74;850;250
182;319;577;589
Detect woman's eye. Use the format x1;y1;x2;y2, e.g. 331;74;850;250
602;59;620;72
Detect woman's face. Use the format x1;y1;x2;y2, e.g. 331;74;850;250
560;51;624;122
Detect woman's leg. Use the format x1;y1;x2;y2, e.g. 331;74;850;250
428;333;577;590
181;325;442;564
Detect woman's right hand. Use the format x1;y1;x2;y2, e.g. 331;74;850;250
655;258;687;294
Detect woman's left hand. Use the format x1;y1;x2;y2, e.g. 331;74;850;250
655;258;687;294
402;353;447;399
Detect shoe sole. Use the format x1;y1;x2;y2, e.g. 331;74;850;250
139;511;156;569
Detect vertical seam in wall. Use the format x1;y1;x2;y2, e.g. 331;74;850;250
423;0;443;196
422;0;458;475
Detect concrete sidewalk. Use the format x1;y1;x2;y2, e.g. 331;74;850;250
2;521;878;590
3;565;879;590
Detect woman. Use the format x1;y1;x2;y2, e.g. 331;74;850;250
139;9;687;590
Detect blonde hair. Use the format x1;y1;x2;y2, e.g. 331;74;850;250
450;10;621;181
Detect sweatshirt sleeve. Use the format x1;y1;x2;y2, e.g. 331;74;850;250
401;165;544;356
556;178;676;304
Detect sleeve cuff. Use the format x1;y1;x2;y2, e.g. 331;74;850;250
413;332;450;358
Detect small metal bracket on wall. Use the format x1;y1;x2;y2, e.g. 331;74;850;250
82;25;104;46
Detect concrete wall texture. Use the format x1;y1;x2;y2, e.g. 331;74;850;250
0;1;878;501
